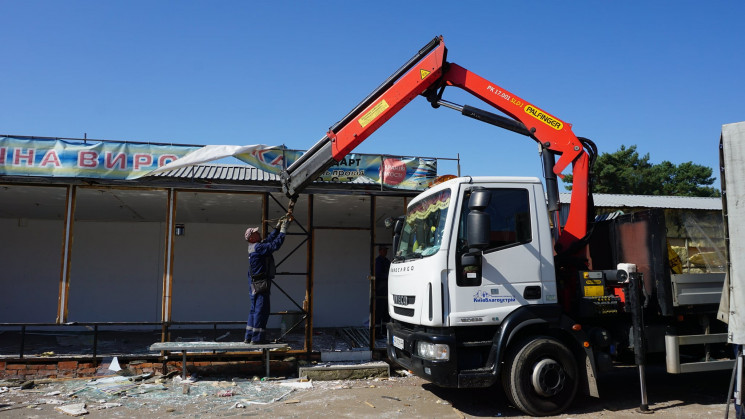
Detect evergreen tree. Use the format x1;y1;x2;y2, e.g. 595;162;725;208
563;145;720;197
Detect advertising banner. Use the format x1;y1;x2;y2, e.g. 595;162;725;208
1;137;437;190
151;144;438;190
0;136;199;180
234;148;436;190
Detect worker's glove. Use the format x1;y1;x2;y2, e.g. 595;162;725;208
275;217;283;230
280;219;288;234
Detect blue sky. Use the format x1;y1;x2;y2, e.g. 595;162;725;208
2;1;743;188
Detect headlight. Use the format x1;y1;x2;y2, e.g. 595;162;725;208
416;341;449;361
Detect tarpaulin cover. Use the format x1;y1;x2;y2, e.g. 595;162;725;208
719;121;745;344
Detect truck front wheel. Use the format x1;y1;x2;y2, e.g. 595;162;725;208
501;336;578;416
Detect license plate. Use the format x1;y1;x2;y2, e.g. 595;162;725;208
392;335;404;350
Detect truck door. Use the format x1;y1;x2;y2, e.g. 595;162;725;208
451;184;546;323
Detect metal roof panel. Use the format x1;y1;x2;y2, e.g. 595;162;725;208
560;193;721;210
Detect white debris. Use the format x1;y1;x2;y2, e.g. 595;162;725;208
279;380;313;389
109;356;121;372
55;402;89;416
39;398;66;405
94;402;122;410
173;375;197;385
89;376;130;385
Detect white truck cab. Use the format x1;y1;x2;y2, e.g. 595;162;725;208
388;176;557;329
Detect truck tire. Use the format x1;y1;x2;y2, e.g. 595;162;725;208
501;336;578;416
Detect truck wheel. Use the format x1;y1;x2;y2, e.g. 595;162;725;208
501;336;578;416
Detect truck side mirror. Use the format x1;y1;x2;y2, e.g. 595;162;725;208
467;189;491;250
469;188;491;210
393;218;404;235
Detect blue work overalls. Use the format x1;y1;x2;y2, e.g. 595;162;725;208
244;228;285;343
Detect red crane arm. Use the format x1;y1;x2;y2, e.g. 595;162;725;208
329;41;447;159
281;37;447;198
440;63;591;251
281;36;592;252
442;64;583;178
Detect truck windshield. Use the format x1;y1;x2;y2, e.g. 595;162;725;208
396;189;451;260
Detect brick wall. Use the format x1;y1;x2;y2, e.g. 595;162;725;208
0;360;98;381
0;357;296;381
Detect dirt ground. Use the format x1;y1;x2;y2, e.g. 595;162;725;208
0;364;739;418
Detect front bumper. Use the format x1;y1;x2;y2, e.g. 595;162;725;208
387;321;498;388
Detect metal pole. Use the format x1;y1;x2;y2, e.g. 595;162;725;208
369;196;376;351
629;271;650;413
19;325;25;359
58;185;76;323
305;194;314;355
213;323;217;354
638;364;648;407
737;350;743;419
265;349;270;377
161;189;176;337
92;324;98;362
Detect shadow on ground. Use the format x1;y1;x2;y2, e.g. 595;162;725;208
424;364;732;417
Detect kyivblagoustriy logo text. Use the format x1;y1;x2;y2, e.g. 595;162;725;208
473;290;516;304
524;105;563;130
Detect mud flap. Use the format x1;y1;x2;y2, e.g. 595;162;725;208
582;348;600;398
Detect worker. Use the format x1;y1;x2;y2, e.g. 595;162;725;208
375;245;391;329
243;216;291;344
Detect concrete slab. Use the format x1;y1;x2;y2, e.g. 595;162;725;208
298;361;390;381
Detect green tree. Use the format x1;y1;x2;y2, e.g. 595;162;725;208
563;145;720;197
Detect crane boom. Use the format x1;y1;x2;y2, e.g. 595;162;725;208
280;37;447;198
280;36;594;252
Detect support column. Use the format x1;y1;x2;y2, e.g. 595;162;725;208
161;188;176;342
304;194;314;353
369;196;376;350
57;185;76;323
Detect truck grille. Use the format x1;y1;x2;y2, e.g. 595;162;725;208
393;306;415;317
